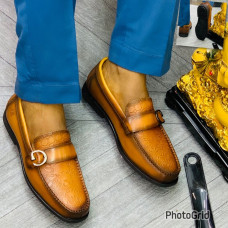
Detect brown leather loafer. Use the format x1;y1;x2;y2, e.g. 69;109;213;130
4;95;90;222
82;58;180;186
179;21;192;37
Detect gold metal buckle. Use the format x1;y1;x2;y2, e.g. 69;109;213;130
31;150;47;167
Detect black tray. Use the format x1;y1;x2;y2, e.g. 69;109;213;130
165;86;228;181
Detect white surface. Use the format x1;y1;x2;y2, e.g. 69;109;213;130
176;5;221;48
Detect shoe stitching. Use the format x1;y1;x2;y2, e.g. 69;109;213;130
33;141;72;152
132;133;180;177
38;160;90;215
33;130;70;144
160;126;181;172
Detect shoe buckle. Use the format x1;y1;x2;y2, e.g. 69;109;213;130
31;150;47;167
155;110;165;124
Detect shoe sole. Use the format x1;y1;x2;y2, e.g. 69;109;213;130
3;111;89;223
179;26;192;37
165;86;228;182
82;83;178;187
179;33;189;38
195;5;209;40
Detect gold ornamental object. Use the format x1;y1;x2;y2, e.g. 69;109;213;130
209;3;227;39
177;3;228;151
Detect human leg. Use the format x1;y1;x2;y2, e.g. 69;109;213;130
83;0;181;185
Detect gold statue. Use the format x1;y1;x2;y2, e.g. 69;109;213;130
209;3;227;39
166;3;228;179
176;11;228;151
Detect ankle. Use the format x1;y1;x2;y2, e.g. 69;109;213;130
102;59;149;111
22;100;67;142
103;59;146;82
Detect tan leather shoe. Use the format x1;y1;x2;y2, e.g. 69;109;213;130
179;21;192;37
3;95;90;222
82;58;180;186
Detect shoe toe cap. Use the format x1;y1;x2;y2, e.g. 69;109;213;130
40;160;90;218
135;127;180;183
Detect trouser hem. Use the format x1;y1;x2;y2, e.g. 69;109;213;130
15;79;81;104
109;41;170;76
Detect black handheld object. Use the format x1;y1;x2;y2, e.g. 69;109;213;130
184;153;215;228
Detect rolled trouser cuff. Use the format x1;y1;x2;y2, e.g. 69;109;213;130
109;41;171;77
15;78;81;104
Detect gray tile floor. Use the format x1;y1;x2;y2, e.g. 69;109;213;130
0;0;227;227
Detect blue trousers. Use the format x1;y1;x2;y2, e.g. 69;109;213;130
178;0;214;27
178;0;190;27
14;0;179;104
